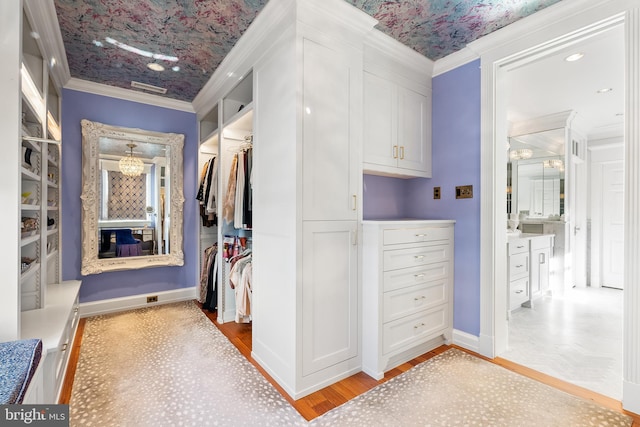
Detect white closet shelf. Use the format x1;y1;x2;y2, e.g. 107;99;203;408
46;206;58;211
222;102;254;130
46;250;58;262
21;138;42;152
22;136;60;146
21;233;41;246
47;157;58;167
21;203;41;211
46;227;58;236
47;181;58;188
21;168;40;181
21;263;40;281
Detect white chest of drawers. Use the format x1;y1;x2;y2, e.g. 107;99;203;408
362;220;454;380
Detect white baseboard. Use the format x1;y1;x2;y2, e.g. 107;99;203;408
79;287;197;318
452;329;480;353
623;380;640;416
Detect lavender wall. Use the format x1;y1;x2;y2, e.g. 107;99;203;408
363;174;410;219
61;89;198;303
407;59;482;336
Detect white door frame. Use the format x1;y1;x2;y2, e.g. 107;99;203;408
470;0;640;413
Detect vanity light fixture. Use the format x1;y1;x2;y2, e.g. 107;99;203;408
564;52;584;62
543;159;564;169
119;143;145;177
509;148;533;160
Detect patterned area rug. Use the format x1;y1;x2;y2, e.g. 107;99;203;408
70;302;631;426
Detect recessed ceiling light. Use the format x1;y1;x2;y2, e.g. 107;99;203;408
172;66;180;72
147;63;165;72
597;87;613;94
565;52;585;62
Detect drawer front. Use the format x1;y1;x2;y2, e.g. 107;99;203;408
383;280;448;323
383;262;449;293
509;252;529;280
508;239;529;255
383;305;448;355
383;226;450;246
383;245;450;271
510;276;529;310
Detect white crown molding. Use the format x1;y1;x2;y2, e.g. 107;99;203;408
298;0;378;42
364;29;434;78
509;110;575;137
65;77;194;113
23;0;71;93
433;47;479;77
192;0;296;115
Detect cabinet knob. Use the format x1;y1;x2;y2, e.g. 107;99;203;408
413;323;425;329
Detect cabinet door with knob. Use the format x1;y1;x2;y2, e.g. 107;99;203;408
363;72;432;178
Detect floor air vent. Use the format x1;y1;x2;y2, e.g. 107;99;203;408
131;80;167;95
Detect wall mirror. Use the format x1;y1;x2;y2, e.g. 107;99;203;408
80;119;185;274
508;128;565;219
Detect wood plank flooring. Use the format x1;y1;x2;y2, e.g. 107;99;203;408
60;301;640;425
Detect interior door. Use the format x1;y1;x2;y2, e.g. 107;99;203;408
602;161;624;289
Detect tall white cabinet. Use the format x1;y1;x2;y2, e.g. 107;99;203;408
194;0;434;399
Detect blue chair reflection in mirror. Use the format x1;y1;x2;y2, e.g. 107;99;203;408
99;229;142;258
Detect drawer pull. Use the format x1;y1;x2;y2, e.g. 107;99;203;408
414;274;425;278
515;264;524;268
414;323;425;329
414;296;426;301
393;145;398;159
517;245;525;249
415;234;427;237
414;255;425;260
62;343;68;352
515;290;523;294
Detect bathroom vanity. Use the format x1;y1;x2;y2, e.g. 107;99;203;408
507;233;554;311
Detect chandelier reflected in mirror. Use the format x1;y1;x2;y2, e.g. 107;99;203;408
509;148;533;160
119;143;144;177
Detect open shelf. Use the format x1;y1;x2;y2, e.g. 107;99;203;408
20;262;40;281
21;167;40;181
21;203;40;211
21;233;41;247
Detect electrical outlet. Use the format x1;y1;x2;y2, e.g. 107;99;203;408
456;185;473;199
433;186;441;199
147;295;158;303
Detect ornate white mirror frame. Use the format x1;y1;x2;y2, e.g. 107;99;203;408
80;119;185;275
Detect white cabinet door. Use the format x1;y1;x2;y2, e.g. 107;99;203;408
302;38;358;221
363;72;397;168
398;86;431;175
302;221;358;376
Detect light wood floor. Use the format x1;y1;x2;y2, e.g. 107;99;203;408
60;301;640;425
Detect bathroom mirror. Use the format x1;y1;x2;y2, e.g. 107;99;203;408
509;128;565;218
80;119;185;274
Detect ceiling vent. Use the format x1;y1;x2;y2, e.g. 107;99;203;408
131;80;167;95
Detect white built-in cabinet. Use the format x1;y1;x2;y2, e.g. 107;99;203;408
362;220;454;379
193;0;435;399
0;1;81;404
362;36;433;179
507;234;553;312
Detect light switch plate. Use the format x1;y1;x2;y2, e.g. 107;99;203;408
456;185;473;199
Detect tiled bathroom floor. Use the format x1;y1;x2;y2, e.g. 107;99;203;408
501;286;623;400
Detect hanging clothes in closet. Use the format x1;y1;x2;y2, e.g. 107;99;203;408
200;243;218;311
196;156;218;227
222;144;253;228
228;249;252;323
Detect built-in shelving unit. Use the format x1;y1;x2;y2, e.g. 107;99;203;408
0;2;80;404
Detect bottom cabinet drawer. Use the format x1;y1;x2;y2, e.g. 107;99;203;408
510;277;529;310
382;305;448;355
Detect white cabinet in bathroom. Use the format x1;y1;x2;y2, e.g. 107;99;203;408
507;234;554;312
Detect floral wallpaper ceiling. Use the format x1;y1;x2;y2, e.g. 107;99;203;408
54;0;562;102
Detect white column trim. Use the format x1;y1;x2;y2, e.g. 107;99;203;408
623;7;640;415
